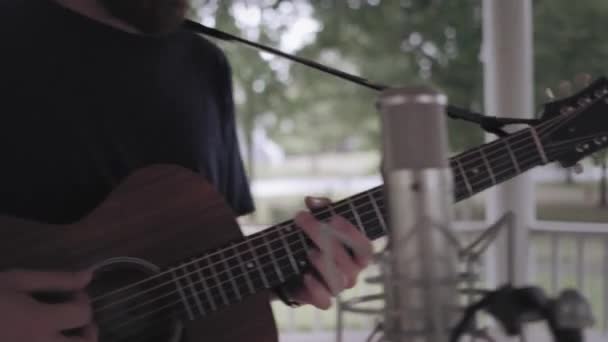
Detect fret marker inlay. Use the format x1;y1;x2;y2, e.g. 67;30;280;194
233;246;255;295
247;239;270;289
263;234;285;283
278;227;300;274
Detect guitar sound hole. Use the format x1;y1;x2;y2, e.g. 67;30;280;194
89;259;182;342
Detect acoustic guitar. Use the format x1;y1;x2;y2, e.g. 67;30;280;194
1;79;608;342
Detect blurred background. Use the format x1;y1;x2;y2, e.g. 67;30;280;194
188;1;608;341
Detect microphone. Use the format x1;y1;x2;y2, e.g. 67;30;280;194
378;86;459;342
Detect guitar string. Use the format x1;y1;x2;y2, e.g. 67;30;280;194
93;112;561;305
85;96;608;340
92;122;544;312
93;112;574;314
101;146;574;341
105;122;591;322
96;110;592;332
94;106;591;328
97;149;553;333
99;137;590;337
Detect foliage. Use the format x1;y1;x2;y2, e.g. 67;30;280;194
190;0;608;179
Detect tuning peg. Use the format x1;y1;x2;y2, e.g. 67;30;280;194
545;88;555;100
558;80;573;97
574;73;592;89
572;163;584;174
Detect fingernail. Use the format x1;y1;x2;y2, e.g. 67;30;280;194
308;196;328;208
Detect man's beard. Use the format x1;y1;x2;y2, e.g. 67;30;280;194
100;0;189;35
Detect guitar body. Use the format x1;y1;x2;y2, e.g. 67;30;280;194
0;165;277;342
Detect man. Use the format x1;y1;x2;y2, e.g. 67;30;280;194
0;0;374;341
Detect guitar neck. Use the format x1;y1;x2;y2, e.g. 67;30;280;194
162;127;547;321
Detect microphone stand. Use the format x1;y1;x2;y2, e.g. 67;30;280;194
182;19;540;135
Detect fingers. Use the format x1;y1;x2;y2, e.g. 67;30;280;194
305;196;331;210
43;292;93;330
292;274;332;310
295;212;373;269
295;210;373;291
57;324;98;342
290;197;374;310
2;269;93;292
81;323;99;341
329;216;374;268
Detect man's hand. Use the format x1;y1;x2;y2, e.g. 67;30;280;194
290;197;374;310
0;270;97;342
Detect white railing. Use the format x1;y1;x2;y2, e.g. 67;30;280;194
530;220;608;332
265;220;608;340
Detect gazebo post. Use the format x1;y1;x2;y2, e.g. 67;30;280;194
482;0;536;287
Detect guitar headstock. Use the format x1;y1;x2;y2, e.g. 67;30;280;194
539;76;608;167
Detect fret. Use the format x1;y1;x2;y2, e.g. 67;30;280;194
352;194;374;217
348;198;365;233
294;229;311;269
503;139;521;174
262;232;285;283
207;255;230;306
529;127;549;164
333;201;355;223
236;240;267;290
326;204;336;217
352;193;380;238
512;132;544;172
478;146;496;185
247;238;270;288
367;191;387;234
277;226;300;274
181;262;206;316
454;158;473;197
170;268;195;320
221;247;242;301
313;205;333;222
283;226;310;269
371;194;388;240
267;228;300;280
194;257;218;311
233;244;256;294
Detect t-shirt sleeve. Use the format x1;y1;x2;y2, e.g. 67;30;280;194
215;47;256;217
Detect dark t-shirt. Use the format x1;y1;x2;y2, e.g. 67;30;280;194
0;0;255;224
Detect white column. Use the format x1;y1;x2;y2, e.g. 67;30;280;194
482;0;535;287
